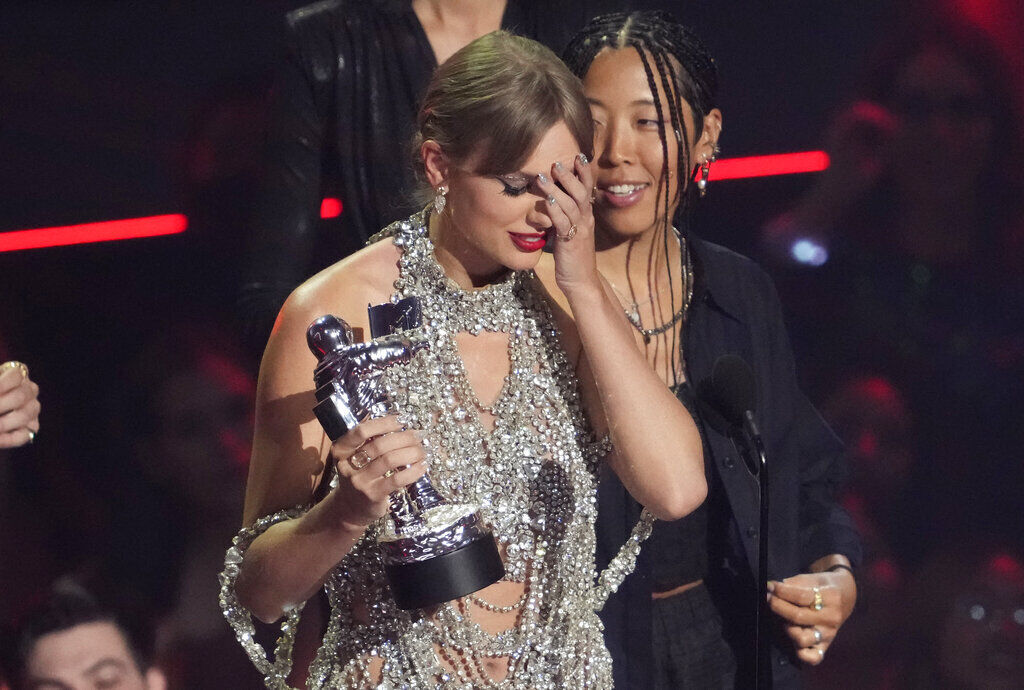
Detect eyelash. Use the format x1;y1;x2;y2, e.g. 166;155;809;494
500;181;529;197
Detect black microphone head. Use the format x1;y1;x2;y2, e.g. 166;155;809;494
709;354;757;426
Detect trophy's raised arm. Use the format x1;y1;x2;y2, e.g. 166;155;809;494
306;298;504;610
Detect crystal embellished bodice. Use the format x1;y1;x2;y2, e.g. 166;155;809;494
302;211;613;688
220;209;654;689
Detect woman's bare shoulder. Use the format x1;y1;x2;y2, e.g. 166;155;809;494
282;239;403;332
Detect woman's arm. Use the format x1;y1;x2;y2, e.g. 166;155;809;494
235;252;427;623
537;156;706;522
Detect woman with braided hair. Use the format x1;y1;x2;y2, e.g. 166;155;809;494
548;11;862;688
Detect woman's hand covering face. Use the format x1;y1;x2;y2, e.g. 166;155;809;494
535;153;600;296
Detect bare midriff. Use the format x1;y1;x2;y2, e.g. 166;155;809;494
651;578;703;599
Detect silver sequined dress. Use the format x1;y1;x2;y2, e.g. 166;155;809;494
220;210;654;689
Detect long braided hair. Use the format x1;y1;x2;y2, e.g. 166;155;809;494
563;11;719;385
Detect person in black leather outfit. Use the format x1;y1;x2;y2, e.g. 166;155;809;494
239;0;629;352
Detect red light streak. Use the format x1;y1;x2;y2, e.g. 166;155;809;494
0;153;829;251
709;150;830;181
0;214;188;253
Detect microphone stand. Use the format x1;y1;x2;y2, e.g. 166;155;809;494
742;410;770;690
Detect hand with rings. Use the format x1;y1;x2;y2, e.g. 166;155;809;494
0;361;41;449
534;152;598;296
767;569;855;666
328;414;428;531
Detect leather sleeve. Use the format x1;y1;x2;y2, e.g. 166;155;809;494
238;8;336;353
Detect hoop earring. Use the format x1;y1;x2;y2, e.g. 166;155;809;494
433;184;448;215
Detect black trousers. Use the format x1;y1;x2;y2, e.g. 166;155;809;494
652;583;737;689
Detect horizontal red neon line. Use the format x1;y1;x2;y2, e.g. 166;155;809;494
709;150;830;181
0;154;825;252
0;214;188;253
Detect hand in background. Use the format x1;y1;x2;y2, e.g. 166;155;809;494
0;361;40;448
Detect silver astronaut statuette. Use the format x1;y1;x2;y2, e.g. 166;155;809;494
306;297;504;610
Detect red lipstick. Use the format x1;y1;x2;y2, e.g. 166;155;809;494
509;232;547;252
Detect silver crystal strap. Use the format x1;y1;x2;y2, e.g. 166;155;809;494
589;508;656;610
219;506;309;689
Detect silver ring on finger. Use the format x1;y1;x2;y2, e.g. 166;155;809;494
27;430;36;444
557;223;578;241
812;627;823;644
816;645;825;661
348;448;373;470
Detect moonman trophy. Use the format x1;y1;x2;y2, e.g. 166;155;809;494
306;297;504;610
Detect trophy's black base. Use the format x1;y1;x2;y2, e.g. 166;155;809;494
385;534;505;610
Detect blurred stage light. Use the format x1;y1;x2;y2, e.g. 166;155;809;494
0;153;829;251
0;214;188;253
320;197;343;218
790;237;829;266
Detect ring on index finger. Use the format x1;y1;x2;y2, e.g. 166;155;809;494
348;448;373;471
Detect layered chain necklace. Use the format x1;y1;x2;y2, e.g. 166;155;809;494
611;230;693;344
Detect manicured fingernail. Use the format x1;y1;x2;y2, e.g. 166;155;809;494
578;152;589;165
547;194;557;205
554;161;564;171
767;581;777;591
537;172;549;185
414;430;427;439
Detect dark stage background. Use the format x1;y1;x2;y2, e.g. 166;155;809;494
2;1;1023;687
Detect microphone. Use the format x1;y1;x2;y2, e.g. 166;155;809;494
698;354;761;474
699;353;771;689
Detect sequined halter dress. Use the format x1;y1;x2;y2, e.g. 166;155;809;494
221;210;652;688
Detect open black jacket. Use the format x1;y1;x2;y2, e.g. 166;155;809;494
597;235;862;689
239;0;625;348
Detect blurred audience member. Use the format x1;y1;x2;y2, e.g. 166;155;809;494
761;14;1024;564
805;376;914;689
901;540;1024;689
1;580;166;690
823;376;913;566
0;360;40;450
94;323;261;688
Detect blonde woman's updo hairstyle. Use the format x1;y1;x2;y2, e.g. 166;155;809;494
414;31;594;179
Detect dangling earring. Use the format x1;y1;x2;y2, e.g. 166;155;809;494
697;157;711;197
433;184;448;215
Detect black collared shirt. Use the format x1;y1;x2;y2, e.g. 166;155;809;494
596;234;862;689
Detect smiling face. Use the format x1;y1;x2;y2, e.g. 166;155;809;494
425;121;582;285
583;47;719;240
